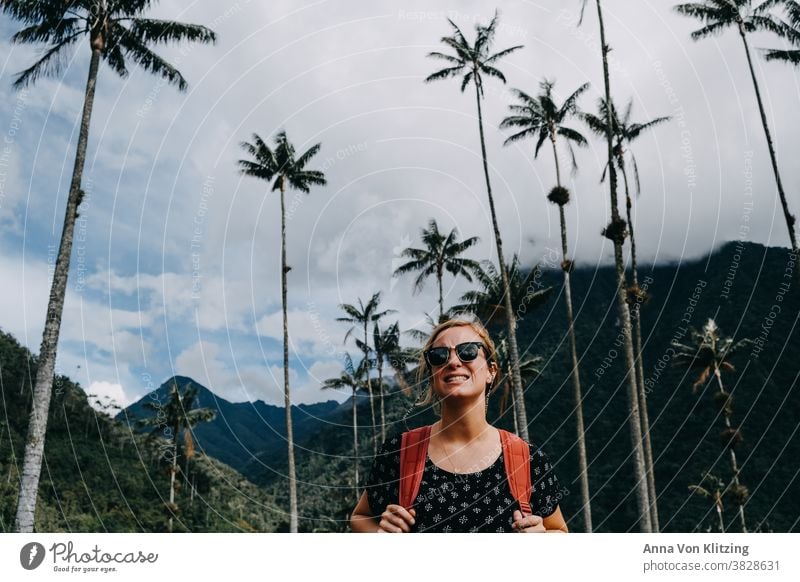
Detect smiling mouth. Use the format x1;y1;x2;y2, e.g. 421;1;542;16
443;374;470;383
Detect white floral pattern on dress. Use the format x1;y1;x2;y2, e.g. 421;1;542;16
364;432;561;533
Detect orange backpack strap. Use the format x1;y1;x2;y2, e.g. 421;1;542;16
499;429;532;516
398;425;432;509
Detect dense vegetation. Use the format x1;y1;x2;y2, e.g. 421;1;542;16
4;241;794;532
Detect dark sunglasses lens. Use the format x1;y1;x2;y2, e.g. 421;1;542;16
456;343;480;361
426;347;449;366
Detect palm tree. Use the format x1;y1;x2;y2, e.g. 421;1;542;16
371;321;413;441
583;96;670;531
425;12;534;440
500;78;594;531
764;1;800;64
238;130;327;533
453;256;552;326
688;472;727;532
675;0;798;253
3;0;216;534
392;219;482;320
322;353;367;501
672;318;753;532
579;0;653;532
337;292;396;456
140;381;216;533
493;336;544;436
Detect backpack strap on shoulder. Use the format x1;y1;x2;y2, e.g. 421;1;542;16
499;429;532;516
399;425;432;509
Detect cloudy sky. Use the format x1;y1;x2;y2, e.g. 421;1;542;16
1;0;798;410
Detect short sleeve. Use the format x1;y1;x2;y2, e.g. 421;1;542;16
529;446;561;518
364;433;402;516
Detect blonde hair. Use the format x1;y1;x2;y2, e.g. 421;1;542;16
416;318;499;413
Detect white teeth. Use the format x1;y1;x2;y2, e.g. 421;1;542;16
444;375;469;382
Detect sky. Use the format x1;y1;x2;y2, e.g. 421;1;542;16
0;0;798;410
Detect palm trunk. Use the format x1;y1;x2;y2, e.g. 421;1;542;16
352;387;359;501
14;49;101;534
280;182;299;533
594;0;652;532
620;162;659;532
168;439;178;533
551;138;593;532
738;24;798;253
714;365;747;533
364;325;377;458
437;265;444;321
474;82;529;441
377;361;386;443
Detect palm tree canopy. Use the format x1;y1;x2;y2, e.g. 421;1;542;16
452;255;553;326
321;352;367;392
392;218;481;294
671;318;753;391
238;130;327;193
583;97;671;192
1;0;217;89
674;0;787;40
140;382;216;459
500;79;590;172
425;11;523;97
336;292;397;345
764;1;800;63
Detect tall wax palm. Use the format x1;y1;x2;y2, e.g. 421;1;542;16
579;0;653;532
393;219;482;320
500;78;594;531
238;130;327;533
322;353;367;501
3;0;216;534
583;96;671;532
672;319;753;532
337;292;396;456
425;13;533;440
493;336;544;436
371;321;412;441
140;381;216;533
675;0;798;252
764;1;800;63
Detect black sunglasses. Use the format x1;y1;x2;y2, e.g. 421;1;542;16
424;342;486;367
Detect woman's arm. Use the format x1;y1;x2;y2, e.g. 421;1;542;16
350;492;380;532
512;505;569;533
542;506;568;533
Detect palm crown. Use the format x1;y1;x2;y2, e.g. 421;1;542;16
2;0;216;89
425;11;523;96
764;0;800;63
583;98;671;192
238;131;327;193
671;319;753;392
500;79;590;172
674;0;786;39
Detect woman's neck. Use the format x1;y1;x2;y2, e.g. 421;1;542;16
436;401;492;444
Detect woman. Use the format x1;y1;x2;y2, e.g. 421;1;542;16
351;318;568;533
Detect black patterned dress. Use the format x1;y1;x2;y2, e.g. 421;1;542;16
364;431;563;533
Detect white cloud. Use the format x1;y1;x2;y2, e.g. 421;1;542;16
86;381;132;413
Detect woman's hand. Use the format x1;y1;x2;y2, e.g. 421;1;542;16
376;505;416;533
511;510;546;533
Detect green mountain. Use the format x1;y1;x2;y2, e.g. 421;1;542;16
0;332;283;532
239;241;800;532
119;376;340;477
1;240;797;532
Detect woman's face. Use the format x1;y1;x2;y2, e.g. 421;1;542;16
428;326;497;403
